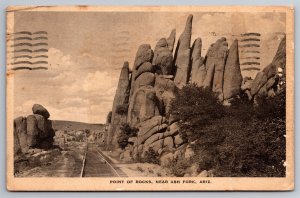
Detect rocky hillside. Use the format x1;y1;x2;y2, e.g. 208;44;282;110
105;14;286;165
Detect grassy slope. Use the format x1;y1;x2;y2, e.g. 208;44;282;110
52;120;105;131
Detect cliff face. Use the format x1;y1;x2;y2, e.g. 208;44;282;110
106;14;286;162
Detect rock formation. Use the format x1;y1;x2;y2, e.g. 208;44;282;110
205;37;229;100
32;104;50;119
248;35;286;101
14;104;55;155
104;14;286;166
174;15;193;88
223;39;242;100
107;62;131;148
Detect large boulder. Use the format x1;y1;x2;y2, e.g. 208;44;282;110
135;62;153;80
223;39;242;100
144;132;164;147
205;37;228;100
136;116;167;144
152;37;174;75
145;139;164;153
133;44;154;69
14;105;55;155
153;49;173;75
174;134;185;147
163;136;174;149
26;115;39;147
133;72;155;92
14;116;27;153
138;123;168;144
136;116;166;134
174;15;193;88
154;75;177;115
33;114;52;139
32;104;50;119
127;86;161;126
130;44;154;97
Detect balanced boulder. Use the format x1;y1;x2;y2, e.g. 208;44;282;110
32;104;50;119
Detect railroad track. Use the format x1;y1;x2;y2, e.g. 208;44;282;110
80;143;126;177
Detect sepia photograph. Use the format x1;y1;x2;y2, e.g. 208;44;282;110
6;6;294;191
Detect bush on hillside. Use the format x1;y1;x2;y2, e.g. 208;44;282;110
117;123;138;150
170;84;286;177
116;104;129;115
143;147;160;165
169;83;225;142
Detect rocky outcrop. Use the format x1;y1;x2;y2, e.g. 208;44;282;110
107;62;131;148
191;38;206;86
223;39;242;100
14;104;55;155
249;35;286;100
154;75;177;115
174;15;193;88
106;14;285;166
130;44;154;97
205;37;229;100
128;86;160;126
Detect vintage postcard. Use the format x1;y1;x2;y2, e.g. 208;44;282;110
6;6;294;191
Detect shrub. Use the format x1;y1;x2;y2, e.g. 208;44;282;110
168;158;191;177
116;104;129;115
118;123;138;149
143;147;160;165
170;83;286;177
106;111;112;124
170;83;225;141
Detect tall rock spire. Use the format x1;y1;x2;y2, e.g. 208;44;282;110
107;61;131;149
166;29;176;52
205;37;228;99
173;14;193;89
190;38;206;86
223;39;242;100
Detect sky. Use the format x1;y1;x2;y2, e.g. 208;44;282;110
10;11;286;123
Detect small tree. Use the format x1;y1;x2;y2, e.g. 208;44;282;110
118;123;138;149
169;83;225;141
143;147;160;164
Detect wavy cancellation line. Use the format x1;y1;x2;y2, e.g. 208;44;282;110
11;66;48;71
240;57;260;60
12;49;49;53
13;31;48;35
12;61;48;65
13;55;48;59
12;36;48;41
11;42;48;47
240;32;261;37
240;62;260;65
241;67;261;71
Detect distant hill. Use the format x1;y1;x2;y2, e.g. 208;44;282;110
52;120;105;131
